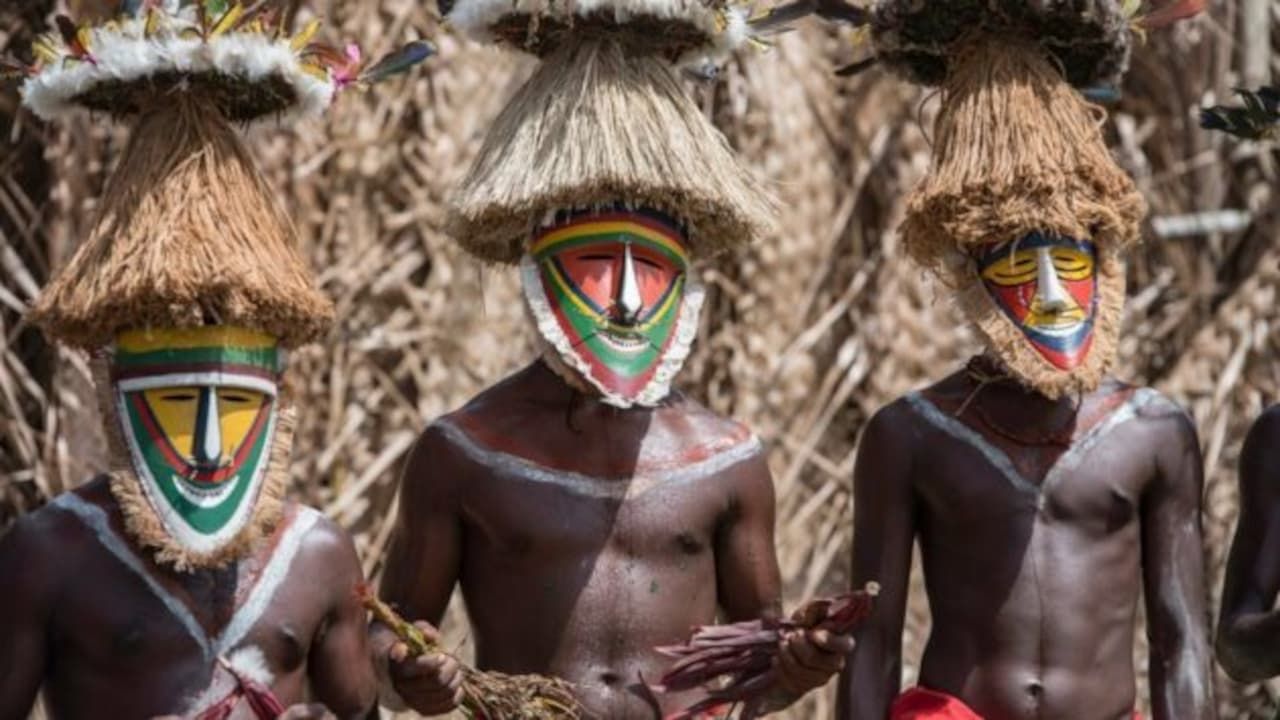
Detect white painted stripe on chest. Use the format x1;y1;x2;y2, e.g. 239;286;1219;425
435;418;763;501
53;495;320;657
52;492;212;657
905;388;1165;496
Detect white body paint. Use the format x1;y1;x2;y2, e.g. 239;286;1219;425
51;495;320;715
435;416;762;501
905;388;1165;499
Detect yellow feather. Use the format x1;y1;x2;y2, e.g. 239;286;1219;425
290;19;322;51
144;8;161;37
847;24;870;48
32;37;60;65
298;63;330;80
1121;0;1143;18
75;26;93;53
209;2;245;37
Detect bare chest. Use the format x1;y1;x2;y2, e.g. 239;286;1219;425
48;496;322;711
907;391;1156;537
441;418;757;564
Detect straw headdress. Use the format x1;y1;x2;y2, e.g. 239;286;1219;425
18;1;433;348
868;0;1147;398
445;0;778;263
13;2;432;567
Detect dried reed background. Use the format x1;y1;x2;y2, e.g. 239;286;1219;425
1;1;1278;718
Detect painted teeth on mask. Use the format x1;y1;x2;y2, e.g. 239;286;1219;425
171;474;240;508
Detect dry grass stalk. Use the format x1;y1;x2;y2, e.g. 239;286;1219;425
360;584;583;719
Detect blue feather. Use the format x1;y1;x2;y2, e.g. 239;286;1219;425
358;41;435;85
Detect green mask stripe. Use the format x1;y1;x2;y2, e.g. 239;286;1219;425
124;395;272;535
115;346;281;373
542;264;682;377
532;232;688;266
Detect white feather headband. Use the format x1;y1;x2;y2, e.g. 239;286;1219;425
15;3;433;124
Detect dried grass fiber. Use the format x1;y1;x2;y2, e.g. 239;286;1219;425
29;95;334;350
447;34;777;263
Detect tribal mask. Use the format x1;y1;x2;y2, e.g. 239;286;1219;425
975;231;1098;371
108;326;285;566
521;207;704;408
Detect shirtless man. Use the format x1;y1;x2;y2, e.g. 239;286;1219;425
0;10;384;714
373;207;853;719
0;477;374;720
1216;407;1280;683
839;361;1213;720
837;5;1214;717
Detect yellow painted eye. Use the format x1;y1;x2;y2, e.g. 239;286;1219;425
1051;247;1094;281
215;389;266;459
140;387;267;464
981;250;1038;286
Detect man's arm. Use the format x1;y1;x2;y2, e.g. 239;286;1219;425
837;403;916;720
372;424;465;714
714;449;784;624
712;449;852;709
305;518;378;719
1217;406;1280;682
0;513;56;719
1143;408;1215;720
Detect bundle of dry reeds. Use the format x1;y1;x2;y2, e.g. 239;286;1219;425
3;0;1278;717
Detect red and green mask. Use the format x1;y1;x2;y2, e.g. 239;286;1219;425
521;207;704;407
109;326;284;563
976;232;1098;371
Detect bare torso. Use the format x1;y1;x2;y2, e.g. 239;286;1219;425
839;364;1214;720
379;361;783;718
0;477;375;720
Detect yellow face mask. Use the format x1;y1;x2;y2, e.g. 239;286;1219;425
141;387;269;467
111;326;282;557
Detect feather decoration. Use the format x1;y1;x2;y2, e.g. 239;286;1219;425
1137;0;1206;28
1200;86;1280;141
358;41;436;84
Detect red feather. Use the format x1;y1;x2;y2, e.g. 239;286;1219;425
1139;0;1206;28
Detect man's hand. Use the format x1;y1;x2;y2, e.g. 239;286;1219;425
776;628;856;695
387;621;465;716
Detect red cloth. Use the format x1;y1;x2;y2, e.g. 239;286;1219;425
890;687;1143;720
890;688;983;720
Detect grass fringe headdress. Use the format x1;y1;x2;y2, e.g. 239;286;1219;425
10;1;430;567
871;0;1148;399
445;0;779;263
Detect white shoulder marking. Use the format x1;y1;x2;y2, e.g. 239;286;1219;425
52;492;213;658
905;392;1035;495
215;507;320;654
435;417;763;501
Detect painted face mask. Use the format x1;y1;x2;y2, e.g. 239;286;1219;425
521;207;705;408
976;231;1098;371
109;326;284;564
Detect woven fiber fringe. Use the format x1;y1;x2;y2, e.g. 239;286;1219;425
30;95;334;350
447;34;778;264
901;39;1143;399
901;39;1144;278
95;359;294;570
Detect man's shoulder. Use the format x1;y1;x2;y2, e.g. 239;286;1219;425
1248;403;1280;437
284;504;362;581
0;476;117;579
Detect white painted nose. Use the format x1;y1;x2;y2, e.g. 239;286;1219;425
1035;247;1071;311
618;243;644;323
194;387;222;466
